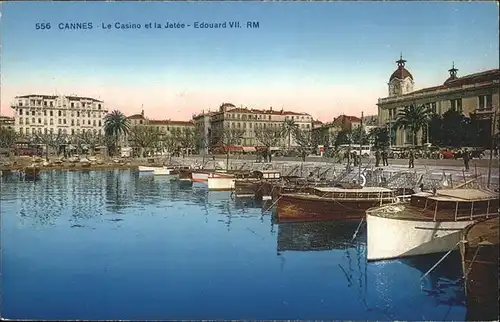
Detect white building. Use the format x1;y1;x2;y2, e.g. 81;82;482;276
10;94;107;136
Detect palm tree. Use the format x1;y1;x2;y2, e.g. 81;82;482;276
394;104;430;146
104;110;130;156
282;119;298;149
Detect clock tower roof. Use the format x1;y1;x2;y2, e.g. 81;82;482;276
389;53;413;82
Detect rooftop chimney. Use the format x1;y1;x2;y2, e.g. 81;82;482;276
141;110;144;116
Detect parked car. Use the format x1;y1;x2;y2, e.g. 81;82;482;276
454;147;485;159
439;149;455;159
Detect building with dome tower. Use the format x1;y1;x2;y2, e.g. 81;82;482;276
377;55;499;146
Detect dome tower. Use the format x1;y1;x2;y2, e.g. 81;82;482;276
388;53;414;97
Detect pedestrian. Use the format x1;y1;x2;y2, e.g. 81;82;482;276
463;148;470;171
352;152;358;167
382;150;389;166
375;149;381;167
408;149;415;168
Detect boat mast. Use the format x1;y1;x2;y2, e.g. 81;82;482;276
487;109;497;188
358;111;364;183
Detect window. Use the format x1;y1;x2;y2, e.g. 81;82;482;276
430;102;437;114
50;101;53;107
44;128;47;134
71;120;74;126
44;101;47;106
50;111;53;116
71;102;74;108
58;111;62;117
71;129;75;135
50;128;53;134
98;120;101;126
19;118;23;125
50;119;53;125
63;119;66;125
32;117;35;124
19;102;23;107
98;104;101;109
88;120;91;125
77;111;80;117
19;109;23;115
32;110;35;116
19;128;23;134
486;94;493;108
77;120;80;125
450;99;462;113
58;119;61;125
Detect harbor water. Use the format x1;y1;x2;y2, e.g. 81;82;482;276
1;170;467;320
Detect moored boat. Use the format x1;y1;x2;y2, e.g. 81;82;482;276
24;165;41;181
138;166;158;173
277;185;395;223
366;188;499;261
460;217;499;321
234;170;282;199
207;172;236;191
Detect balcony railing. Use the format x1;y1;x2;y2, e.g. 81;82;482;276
473;106;495;114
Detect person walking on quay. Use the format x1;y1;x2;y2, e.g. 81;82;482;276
382;150;389;166
408;149;415;168
463;148;470;171
375;149;381;167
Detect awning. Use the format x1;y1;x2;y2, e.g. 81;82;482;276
242;146;256;152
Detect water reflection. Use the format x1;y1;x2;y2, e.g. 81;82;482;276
1;170;467;320
277;220;362;252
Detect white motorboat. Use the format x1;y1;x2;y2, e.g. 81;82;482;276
366;188;499;261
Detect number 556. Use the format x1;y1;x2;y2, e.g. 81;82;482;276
36;23;51;30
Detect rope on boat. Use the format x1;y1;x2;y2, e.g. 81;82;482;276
352;217;364;241
262;179;312;213
420;240;465;281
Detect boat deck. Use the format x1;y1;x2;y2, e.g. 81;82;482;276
464;217;500;248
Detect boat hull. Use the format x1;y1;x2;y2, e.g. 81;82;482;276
138;166;158;172
208;176;235;191
277;194;392;223
367;211;474;261
234;180;259;198
192;171;209;182
460;218;499;321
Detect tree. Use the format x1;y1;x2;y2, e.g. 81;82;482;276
33;132;68;160
219;128;244;170
427;113;443;146
173;127;198;157
0;127;18;156
334;129;351;147
77;131;102;155
394;104;430;146
440;109;469;148
104;110;130;156
128;125;161;157
281;119;298;149
351;126;370;145
255;127;283;162
369;127;390;150
293;128;313;162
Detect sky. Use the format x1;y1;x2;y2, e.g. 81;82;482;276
1;1;498;122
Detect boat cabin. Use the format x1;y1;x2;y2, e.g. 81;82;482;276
312;186;394;199
253;170;281;180
411;189;499;221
